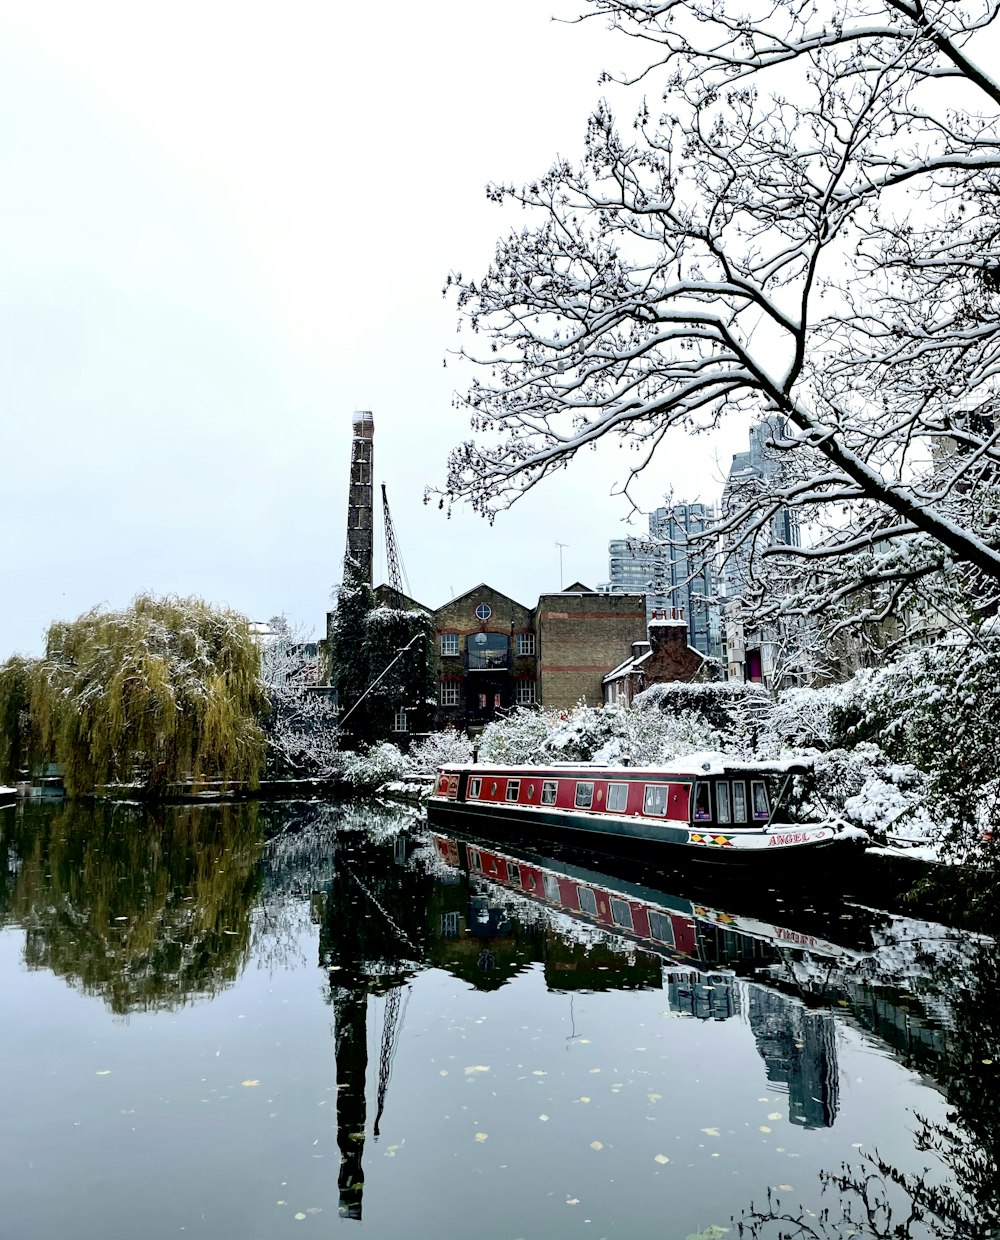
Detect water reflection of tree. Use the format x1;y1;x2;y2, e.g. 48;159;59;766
0;800;262;1014
734;940;1000;1240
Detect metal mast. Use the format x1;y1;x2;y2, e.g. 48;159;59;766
381;483;406;608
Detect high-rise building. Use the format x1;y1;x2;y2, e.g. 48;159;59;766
603;503;722;660
720;416;801;684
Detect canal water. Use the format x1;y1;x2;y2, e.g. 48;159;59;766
1;798;996;1240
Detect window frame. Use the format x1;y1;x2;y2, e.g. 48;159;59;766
643;784;667;817
440;682;460;707
731;780;748;823
515;679;536;705
751;779;770;821
392;707;408;733
439;632;460;656
515;631;536;656
540;780;558;806
693;781;712;821
574;781;595;810
716;781;732;824
577;886;599;915
606;782;629;813
505;779;521;802
468;776;482;799
610;898;634;929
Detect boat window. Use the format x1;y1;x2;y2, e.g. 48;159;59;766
693;781;712;821
490;781;498;797
751;780;770;820
541;780;558;806
716;782;732;823
469;848;483;872
543;874;561;902
505;779;520;802
731;780;748;822
648;910;675;945
575;782;595;809
577;886;598;915
607;782;629;813
507;863;520;887
643;784;667;816
610;898;634;929
468;777;482;799
527;784;535;801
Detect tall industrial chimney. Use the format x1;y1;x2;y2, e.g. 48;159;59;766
345;410;374;585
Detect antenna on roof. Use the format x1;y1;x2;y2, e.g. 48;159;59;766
555;542;568;589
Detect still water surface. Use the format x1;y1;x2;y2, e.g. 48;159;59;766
0;798;995;1240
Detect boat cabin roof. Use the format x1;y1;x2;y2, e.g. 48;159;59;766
442;754;813;778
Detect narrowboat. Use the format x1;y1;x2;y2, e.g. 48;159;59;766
432;831;870;971
426;753;869;865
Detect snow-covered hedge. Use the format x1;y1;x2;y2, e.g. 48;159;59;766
340;743;408;792
405;728;474;774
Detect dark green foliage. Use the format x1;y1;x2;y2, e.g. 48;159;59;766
327;559;435;746
0;655;36;782
827;643;1000;859
636;680;771;735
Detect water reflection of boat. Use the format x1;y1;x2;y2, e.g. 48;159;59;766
428;757;868;866
431;829;868;974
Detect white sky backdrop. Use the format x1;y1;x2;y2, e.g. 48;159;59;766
1;0;747;655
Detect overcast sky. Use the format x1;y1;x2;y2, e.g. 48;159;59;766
1;0;747;656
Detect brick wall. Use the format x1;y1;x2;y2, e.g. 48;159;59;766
536;592;648;711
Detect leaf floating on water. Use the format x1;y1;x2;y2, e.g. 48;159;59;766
648;1093;662;1102
439;1070;449;1077
579;1097;591;1104
532;1070;547;1076
654;1154;670;1164
759;1126;772;1133
474;1132;489;1142
701;1127;720;1137
242;1080;260;1087
96;1070;111;1076
464;1065;490;1075
983;1059;994;1065
306;1208;322;1215
566;1198;580;1205
777;1184;794;1192
767;1112;782;1121
539;1114;550;1122
579;1038;591;1044
294;1213;306;1221
590;1141;603;1151
685;1228;729;1240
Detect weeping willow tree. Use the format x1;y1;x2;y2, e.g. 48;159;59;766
7;594;267;797
0;655;34;783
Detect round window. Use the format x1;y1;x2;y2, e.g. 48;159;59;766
475;603;492;621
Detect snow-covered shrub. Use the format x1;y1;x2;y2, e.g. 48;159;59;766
769;683;846;751
340;743;408;792
828;641;1000;852
478;709;553;764
406;728;474;774
811;743;932;839
478;703;720;766
635;680;771;755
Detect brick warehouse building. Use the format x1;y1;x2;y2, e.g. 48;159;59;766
409;582;648;730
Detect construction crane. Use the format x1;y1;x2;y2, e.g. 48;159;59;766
381;483;408;610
